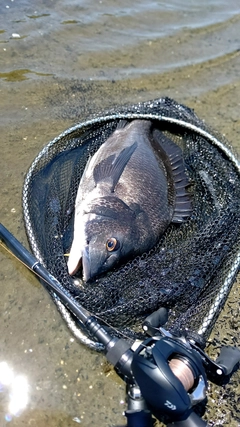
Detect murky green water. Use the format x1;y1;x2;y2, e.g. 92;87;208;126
0;1;240;426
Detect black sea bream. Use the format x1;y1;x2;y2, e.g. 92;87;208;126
68;120;191;281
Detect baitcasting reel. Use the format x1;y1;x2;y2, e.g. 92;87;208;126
122;309;240;427
1;224;240;427
84;304;240;426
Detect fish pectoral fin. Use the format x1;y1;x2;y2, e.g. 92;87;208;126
93;142;138;191
67;243;82;276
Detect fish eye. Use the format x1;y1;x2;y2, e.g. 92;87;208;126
106;237;118;252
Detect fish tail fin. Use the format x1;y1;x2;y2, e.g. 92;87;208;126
93;142;138;191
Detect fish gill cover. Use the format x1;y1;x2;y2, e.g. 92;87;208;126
22;97;240;344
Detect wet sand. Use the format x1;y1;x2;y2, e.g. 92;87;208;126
0;1;240;426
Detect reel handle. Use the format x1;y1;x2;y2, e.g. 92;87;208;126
216;346;240;375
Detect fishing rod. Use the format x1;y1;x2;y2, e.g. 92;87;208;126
1;223;240;427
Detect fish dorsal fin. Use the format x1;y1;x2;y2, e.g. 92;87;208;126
153;129;192;223
93;142;138;192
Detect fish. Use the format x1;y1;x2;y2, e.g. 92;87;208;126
67;119;192;281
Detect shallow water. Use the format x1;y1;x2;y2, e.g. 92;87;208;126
0;0;240;426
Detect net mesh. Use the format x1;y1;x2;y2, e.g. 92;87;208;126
22;97;240;344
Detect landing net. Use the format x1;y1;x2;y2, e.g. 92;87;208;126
22;97;240;349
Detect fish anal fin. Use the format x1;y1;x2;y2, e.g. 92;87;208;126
93;142;138;191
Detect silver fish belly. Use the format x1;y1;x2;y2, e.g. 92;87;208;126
68;119;191;281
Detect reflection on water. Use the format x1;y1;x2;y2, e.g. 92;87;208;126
0;69;53;82
1;0;240;80
0;362;29;422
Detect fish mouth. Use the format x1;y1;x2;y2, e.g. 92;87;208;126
68;244;90;281
81;246;91;282
68;249;82;276
68;244;92;282
82;244;110;282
